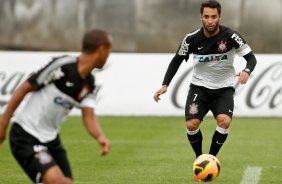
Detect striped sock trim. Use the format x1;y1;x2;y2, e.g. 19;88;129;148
186;128;200;135
216;126;229;134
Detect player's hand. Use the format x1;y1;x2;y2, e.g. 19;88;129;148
97;136;110;157
237;71;249;84
153;85;168;102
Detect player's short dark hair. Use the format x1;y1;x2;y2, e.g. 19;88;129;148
82;29;111;53
200;0;221;15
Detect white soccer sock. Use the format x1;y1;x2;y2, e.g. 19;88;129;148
216;126;229;134
186;128;200;135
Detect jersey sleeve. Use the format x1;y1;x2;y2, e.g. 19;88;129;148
27;59;65;90
80;75;96;108
175;34;192;61
162;55;183;86
161;33;195;86
229;30;252;57
80;94;96;108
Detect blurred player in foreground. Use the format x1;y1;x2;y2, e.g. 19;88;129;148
0;29;112;184
154;0;257;158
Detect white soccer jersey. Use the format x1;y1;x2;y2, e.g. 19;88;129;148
163;25;252;89
191;49;237;89
12;55;96;143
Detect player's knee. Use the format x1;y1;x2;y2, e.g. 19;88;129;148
43;166;72;184
43;176;65;184
186;119;201;131
216;115;231;129
46;176;72;184
65;177;73;184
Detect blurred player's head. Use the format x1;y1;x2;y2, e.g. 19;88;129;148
200;0;221;35
82;29;113;68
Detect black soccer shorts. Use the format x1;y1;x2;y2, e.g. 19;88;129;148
185;84;235;121
9;123;72;183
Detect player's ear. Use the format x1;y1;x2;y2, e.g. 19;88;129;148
96;45;104;55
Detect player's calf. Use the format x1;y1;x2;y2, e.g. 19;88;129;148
186;119;203;157
209;125;229;156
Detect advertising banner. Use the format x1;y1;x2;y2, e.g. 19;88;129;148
0;52;281;117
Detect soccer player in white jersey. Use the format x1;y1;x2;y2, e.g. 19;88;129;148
154;0;257;160
0;29;112;184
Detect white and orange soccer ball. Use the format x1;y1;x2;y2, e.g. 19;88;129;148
193;154;220;182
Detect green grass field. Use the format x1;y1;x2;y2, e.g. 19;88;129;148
0;116;282;184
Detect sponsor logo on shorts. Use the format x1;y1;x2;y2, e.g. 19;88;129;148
35;151;52;165
33;145;48;152
216;141;224;145
34;145;52;165
189;103;198;115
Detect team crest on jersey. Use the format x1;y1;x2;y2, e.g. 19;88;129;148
189;103;198;115
217;40;227;52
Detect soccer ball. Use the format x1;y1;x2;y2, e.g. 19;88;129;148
193;154;220;182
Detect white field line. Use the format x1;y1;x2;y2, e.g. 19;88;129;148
240;166;263;184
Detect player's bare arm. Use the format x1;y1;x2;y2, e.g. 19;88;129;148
153;85;168;102
0;81;33;144
82;107;110;156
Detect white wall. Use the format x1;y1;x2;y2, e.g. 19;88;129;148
0;52;281;117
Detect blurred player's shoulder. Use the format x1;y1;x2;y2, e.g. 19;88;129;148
49;55;77;65
36;55;76;71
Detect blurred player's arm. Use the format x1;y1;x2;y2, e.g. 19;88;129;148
154;55;183;102
238;52;257;84
0;81;33;144
82;107;110;156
